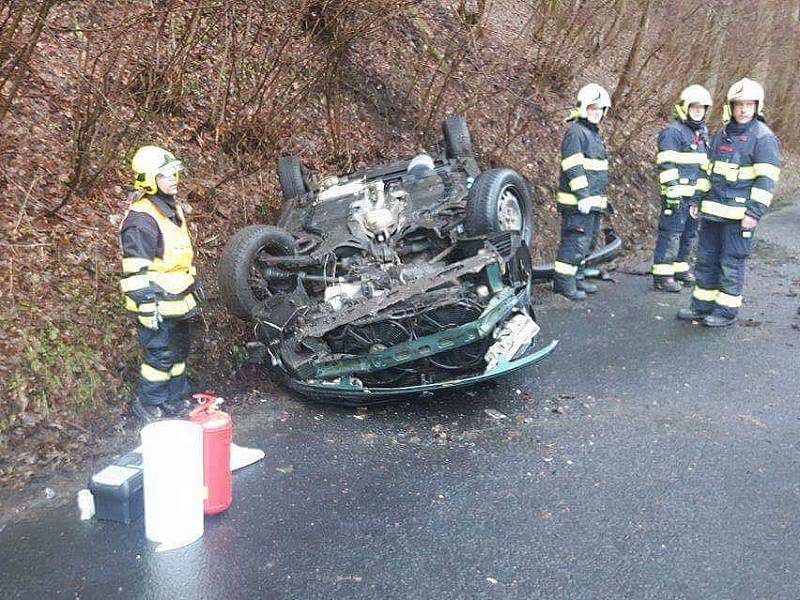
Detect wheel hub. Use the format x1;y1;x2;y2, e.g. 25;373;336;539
497;185;523;232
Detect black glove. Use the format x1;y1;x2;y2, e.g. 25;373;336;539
193;277;208;305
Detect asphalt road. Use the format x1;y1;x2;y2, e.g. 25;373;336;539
2;202;799;600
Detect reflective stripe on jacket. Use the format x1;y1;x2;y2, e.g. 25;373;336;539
655;120;709;200
557;119;609;212
120;195;197;318
702;119;781;222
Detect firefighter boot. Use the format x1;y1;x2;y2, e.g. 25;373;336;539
703;313;737;327
576;277;598;294
676;307;711;321
162;397;191;417
654;275;682;293
130;398;164;423
553;275;587;301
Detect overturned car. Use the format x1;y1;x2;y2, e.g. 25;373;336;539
217;117;558;403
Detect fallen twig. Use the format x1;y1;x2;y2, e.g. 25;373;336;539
12;174;39;233
60;419;92;435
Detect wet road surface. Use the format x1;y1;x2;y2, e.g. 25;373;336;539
2;202;799;599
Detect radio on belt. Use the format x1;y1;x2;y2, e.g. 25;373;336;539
88;450;144;524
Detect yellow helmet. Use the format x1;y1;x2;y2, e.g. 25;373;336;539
723;78;765;122
569;83;611;120
675;84;712;122
131;145;184;194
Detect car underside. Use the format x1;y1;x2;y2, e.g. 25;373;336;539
217;118;577;404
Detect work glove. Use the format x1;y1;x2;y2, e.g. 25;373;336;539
577;197;592;215
665;197;680;210
193;276;207;305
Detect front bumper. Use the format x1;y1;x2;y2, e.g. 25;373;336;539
282;339;559;406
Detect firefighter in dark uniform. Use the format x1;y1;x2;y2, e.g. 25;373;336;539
120;146;205;421
553;83;611;300
652;85;712;292
678;79;781;326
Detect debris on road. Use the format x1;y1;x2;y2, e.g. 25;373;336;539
431;425;448;444
736;415;766;428
484;408;508;420
230;444;265;471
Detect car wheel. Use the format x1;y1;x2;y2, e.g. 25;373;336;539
464;168;534;246
442;116;474;159
217;225;298;321
277;156;308;201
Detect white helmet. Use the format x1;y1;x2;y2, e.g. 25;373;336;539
724;78;765;121
131;145;184;195
675;84;712;122
572;83;611;120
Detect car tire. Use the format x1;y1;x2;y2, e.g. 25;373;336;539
464;168;534;245
217;225;298;321
277;156;308;201
442;116;474;159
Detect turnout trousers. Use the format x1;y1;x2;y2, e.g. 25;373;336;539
136;318;192;406
690;219;754;319
554;210;601;285
652;202;698;277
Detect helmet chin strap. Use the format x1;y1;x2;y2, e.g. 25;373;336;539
722;103;732;123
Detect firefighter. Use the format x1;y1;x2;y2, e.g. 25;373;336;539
677;78;781;326
651;85;712;292
120;145;205;421
553;83;611;300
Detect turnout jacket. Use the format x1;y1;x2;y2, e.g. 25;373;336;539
702;118;781;222
557;119;609;213
120;193;198;323
656;120;709;203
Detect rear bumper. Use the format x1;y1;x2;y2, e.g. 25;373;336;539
282;339;559;406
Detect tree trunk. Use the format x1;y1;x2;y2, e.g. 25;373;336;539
610;0;651;109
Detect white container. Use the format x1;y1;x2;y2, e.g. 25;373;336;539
77;489;95;520
141;420;204;549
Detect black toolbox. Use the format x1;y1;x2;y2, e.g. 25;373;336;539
88;450;144;524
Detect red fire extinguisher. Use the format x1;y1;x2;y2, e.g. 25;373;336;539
190;393;232;515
